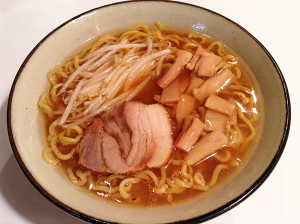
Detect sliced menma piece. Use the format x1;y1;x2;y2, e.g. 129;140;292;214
195;52;221;77
204;94;236;116
153;95;161;103
157;50;193;89
175;94;196;126
160;78;181;104
154;94;177;107
186;46;204;71
204;109;229;132
182;115;194;131
184;130;229;166
185;75;205;95
146;104;173;168
178;73;191;93
193;68;237;105
197;106;206;122
175;117;205;152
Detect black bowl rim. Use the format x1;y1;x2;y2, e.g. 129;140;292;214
6;0;291;223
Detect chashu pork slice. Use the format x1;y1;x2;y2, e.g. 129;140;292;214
78;101;174;174
123;102;155;171
102;132;130;174
145;104;173;168
101;104;132;159
78;118;110;173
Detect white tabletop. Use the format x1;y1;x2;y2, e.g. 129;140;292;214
0;0;299;223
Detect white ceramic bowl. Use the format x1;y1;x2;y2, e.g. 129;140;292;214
7;1;290;223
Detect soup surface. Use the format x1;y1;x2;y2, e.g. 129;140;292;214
39;23;263;207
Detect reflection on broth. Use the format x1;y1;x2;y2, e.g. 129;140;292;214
39;23;263;207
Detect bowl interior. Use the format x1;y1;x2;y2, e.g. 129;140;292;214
8;1;289;223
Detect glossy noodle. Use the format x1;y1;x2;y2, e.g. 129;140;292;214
39;23;261;206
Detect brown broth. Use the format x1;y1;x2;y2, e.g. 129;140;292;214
42;28;264;208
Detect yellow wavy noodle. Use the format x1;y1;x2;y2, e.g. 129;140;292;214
214;150;231;162
236;103;256;145
215;60;228;72
39;23;257;204
50;135;76;160
39;93;54;114
88;174;129;195
163;36;180;45
158;167;167;188
208;164;229;187
227;128;238;147
133;172;152;181
138;170;159;186
55;67;68;78
67;168;91;186
225;123;231;137
92;184;119;194
166;186;186;194
73;56;80;69
187;33;206;44
222;54;237;64
155;22;164;30
77;45;94;59
130;24;151;33
58;125;83;145
42;147;60;165
233;66;242;79
47;67;60;86
123;31;149;42
119;178;141;199
232;91;251;104
206;41;224;56
154;184;168;194
171;160;194;188
50;83;63;102
194;172;206;186
193;172;209;191
229;85;253;94
65;61;75;74
173;178;194;188
227;124;243;148
234;125;244;145
182;42;199;51
105;174;126;183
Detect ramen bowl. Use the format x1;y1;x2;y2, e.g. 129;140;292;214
7;1;290;223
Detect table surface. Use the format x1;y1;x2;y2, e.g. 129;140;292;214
0;0;299;223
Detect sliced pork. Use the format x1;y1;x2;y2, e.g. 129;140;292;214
124;102;154;170
78;101;173;174
78;119;110;173
145;104;173;168
101;104;132;159
102;132;130;174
